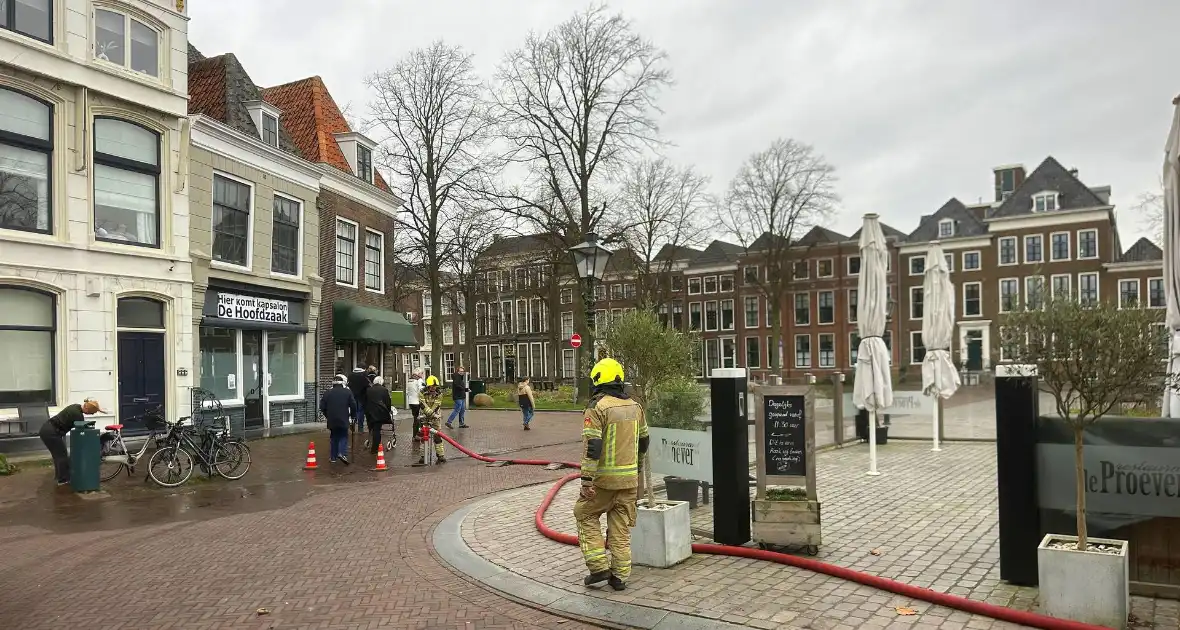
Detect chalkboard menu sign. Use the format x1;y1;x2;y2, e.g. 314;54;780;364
762;394;807;478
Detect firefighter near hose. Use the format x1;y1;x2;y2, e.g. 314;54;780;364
412;375;446;465
574;357;649;592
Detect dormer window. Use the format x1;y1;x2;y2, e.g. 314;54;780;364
357;145;373;184
261;113;278;147
94;8;160;77
1033;192;1058;213
938;219;954;238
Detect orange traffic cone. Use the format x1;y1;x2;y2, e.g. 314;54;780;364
373;443;389;472
303;441;318;470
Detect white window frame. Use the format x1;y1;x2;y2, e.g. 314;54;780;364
1149;277;1165;309
459;322;466;344
1078;271;1100;306
909;286;923;320
260;112;279;147
1118;279;1141;309
792;261;809;280
560;288;573;304
443;323;454;346
962;281;982;318
794;333;811;368
909;330;925;365
817;332;835;368
719;273;735;292
998;236;1018;266
962;250;981;271
92;7;163;79
1032;191;1058;213
334;216;360;288
745;336;761;369
1050;273;1071;300
199;329;305;407
816;258;834;278
793;292;810;326
688;277;702;295
1025;275;1045;310
269;192;303;279
703;275;718;294
908;255;925;276
1023;234;1044;265
720;337;737;369
689;302;702;331
210;171;255;273
846;255;861;276
516;299;528;334
937;218;954;238
363;228;385;294
1049;231;1071;261
942;253;954;273
704;300;719;332
743;265;760;285
1077;229;1099;260
849;332;859;367
817;290;835;325
562;348;575;379
847;288;858;322
999;277;1020;313
720;298;735;331
743;296;759;329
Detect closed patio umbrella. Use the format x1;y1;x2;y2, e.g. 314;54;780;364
920;241;960;451
853;214;893;476
1163;97;1180;417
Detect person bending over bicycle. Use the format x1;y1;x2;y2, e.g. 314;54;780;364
40;398;107;485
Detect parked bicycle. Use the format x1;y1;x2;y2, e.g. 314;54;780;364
147;416;250;487
94;406;168;482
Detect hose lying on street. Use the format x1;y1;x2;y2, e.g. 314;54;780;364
431;429;1111;630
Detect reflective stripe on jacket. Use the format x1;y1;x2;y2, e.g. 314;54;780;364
581;394;648;490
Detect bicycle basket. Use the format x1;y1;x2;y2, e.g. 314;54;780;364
144;415;167;431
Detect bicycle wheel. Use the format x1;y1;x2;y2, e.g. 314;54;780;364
147;445;194;487
213;441;251;480
99;459;126;482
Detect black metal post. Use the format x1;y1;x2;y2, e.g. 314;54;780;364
710;368;750;546
581;276;597;401
994;366;1041;586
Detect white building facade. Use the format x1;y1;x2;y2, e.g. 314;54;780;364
0;0;192;450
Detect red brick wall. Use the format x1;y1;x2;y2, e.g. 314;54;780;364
317;189;401;385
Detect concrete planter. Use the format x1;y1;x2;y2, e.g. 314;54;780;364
1037;534;1129;629
751;498;822;550
632;499;692;568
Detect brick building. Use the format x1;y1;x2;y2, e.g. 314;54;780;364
262;77;414;386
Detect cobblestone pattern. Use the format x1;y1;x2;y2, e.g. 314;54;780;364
465;442;1180;629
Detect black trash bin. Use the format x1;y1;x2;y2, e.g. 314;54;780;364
663;476;700;509
855;409;890;444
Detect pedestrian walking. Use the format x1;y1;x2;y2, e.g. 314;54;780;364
574;358;649;592
347;366;370;432
406;369;424;431
517;376;536;430
412;375;446;465
366;364;378;384
320;375;356;465
446;366;470;429
39;398;106;486
365;375;394;455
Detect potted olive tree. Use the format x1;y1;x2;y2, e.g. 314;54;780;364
600;310;700;568
1002;296;1168;629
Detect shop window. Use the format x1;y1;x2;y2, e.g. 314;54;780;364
93;118;160;247
200;327;304;404
267;331;300;397
0;87;53;234
0;286;56;406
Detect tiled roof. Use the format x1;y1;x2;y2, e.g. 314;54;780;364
1118;237;1162;263
481;233;558;258
691;240;744;266
906;198;988;242
186;47;301;156
990;157;1107;219
795;226;848;246
653;244;701;262
850;222;906;241
262;76;392;192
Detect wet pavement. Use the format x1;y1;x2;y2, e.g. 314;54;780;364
0;410;600;630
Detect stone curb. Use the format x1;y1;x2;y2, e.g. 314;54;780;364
433;489;747;630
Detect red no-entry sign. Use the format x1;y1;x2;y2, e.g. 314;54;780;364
570;333;582;348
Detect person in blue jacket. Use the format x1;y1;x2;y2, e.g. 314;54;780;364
320;374;356;464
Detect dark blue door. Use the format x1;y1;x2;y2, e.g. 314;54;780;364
118;332;166;434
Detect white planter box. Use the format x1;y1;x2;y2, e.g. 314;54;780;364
632;499;692;568
1037;534;1129;629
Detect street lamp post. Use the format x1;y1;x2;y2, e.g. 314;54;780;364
569;232;613;401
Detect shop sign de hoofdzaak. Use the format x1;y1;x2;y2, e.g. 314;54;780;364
217;293;289;324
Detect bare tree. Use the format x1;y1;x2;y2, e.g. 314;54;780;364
492;3;671;398
441;210;497;382
1131;177;1164;244
619;158;711;311
721;139;839;375
367;41;499;380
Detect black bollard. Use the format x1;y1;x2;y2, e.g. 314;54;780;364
710;367;750;546
994;365;1041;586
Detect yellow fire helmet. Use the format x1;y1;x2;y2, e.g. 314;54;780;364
590;357;625;387
425;375;440;387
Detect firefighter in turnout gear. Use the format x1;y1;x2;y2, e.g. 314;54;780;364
412;375;447;465
574;357;649;591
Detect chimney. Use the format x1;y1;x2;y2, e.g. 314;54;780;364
992;164;1027;202
1068;167;1079;178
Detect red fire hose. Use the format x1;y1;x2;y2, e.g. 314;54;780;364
431;430;1111;630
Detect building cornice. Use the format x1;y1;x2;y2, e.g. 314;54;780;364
317;164;404;217
190;114;321;190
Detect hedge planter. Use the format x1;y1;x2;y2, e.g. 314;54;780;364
751;493;822;555
663;476;699;509
633;499;693;568
1037;534;1129;629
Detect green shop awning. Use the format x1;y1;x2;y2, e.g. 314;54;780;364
333;301;418;346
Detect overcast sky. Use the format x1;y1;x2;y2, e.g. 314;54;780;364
189;0;1179;246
